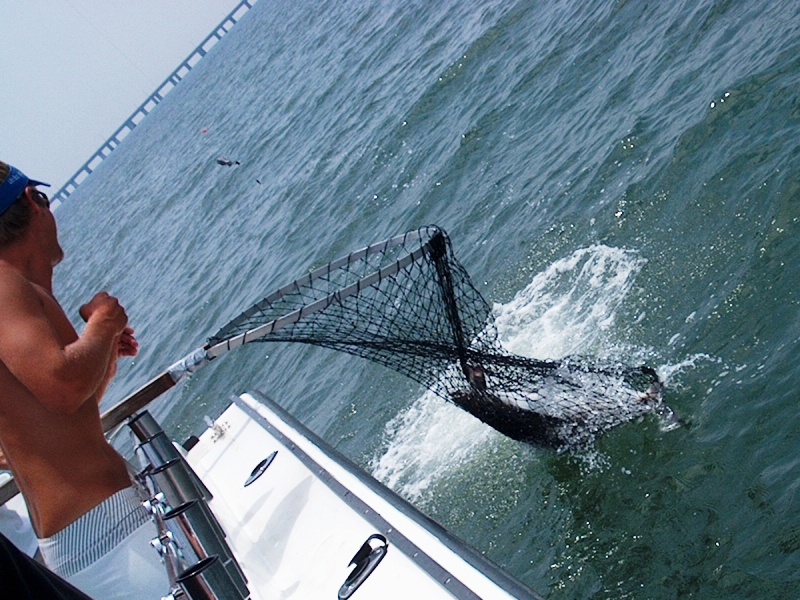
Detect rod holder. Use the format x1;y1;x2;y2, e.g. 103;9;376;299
128;410;164;441
151;459;208;507
165;500;248;597
177;556;248;600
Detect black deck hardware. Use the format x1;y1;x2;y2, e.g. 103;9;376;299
244;450;278;487
338;534;389;599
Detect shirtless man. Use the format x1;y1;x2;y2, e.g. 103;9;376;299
0;161;169;598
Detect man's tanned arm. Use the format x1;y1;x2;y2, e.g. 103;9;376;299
78;295;139;406
0;271;129;414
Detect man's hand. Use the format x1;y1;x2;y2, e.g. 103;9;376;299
79;292;137;357
117;326;138;358
80;293;138;403
79;291;128;332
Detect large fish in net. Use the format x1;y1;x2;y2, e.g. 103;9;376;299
207;226;671;450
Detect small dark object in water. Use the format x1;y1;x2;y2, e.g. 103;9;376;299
216;157;240;166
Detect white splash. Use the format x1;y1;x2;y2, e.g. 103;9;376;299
370;245;648;497
369;389;493;501
494;245;646;359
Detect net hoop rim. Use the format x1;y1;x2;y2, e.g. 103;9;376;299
206;225;443;357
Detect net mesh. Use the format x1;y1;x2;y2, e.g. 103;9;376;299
209;226;667;449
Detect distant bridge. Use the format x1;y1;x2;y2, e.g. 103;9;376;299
52;0;258;208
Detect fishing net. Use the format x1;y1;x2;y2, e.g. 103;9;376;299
209;226;666;449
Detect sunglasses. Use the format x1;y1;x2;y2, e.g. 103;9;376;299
24;186;50;209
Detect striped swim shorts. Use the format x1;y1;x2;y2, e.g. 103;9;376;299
37;486;152;578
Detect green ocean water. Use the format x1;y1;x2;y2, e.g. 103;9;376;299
53;0;800;596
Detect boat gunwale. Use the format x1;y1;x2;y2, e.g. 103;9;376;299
231;390;543;600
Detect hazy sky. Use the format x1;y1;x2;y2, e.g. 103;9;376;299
1;0;244;191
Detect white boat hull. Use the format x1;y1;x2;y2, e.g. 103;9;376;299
184;391;541;600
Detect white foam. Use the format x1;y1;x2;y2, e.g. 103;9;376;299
658;353;717;387
493;245;646;359
370;245;649;496
369;389;493;502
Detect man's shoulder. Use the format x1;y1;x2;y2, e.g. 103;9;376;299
0;265;42;318
0;262;25;290
0;261;27;279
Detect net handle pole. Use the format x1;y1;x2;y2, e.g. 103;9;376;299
428;230;470;380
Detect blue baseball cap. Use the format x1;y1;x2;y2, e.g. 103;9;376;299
0;161;51;216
